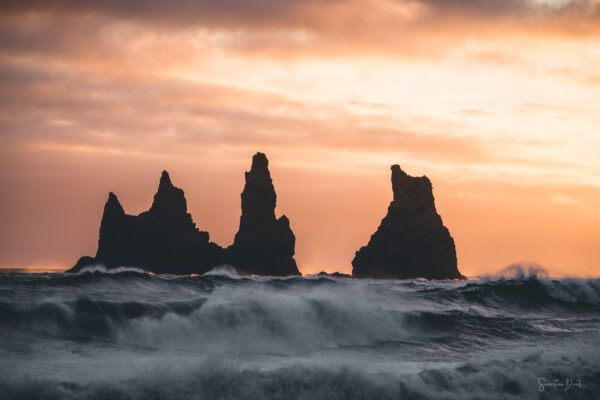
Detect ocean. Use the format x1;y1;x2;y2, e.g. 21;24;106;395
0;266;598;399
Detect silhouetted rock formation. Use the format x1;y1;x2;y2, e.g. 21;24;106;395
71;256;96;272
317;271;352;279
227;153;300;276
352;165;463;280
69;154;300;276
68;171;225;274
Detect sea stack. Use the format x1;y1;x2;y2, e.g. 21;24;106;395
227;153;300;276
352;165;463;280
68;171;225;274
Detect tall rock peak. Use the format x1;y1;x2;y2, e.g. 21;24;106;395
159;170;173;190
228;152;299;276
390;165;434;209
391;164;405;179
251;152;269;171
352;165;463;280
240;153;276;223
151;170;187;215
104;192;125;218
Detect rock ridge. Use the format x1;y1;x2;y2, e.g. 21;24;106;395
69;154;299;276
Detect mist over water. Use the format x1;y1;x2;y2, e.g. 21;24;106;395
1;266;598;399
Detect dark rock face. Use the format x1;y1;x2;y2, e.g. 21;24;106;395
352;165;463;280
227;153;300;276
316;271;352;279
71;256;96;272
68;171;225;274
69;154;300;276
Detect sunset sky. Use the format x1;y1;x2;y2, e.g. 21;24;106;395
1;0;599;277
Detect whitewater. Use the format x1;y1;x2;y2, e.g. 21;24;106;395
0;266;598;399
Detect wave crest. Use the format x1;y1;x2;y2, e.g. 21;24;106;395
73;265;149;275
1;351;598;400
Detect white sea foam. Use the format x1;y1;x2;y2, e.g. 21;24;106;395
1;268;598;400
74;264;148;275
202;264;244;278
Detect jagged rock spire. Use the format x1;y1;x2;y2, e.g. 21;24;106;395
159;170;173;190
228;152;299;276
150;170;187;216
391;165;435;210
96;192;127;262
240;152;277;226
104;192;125;217
352;165;463;280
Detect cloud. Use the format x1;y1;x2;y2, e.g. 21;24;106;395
1;0;599;277
3;0;598;23
0;57;489;163
4;54;593;191
1;0;599;60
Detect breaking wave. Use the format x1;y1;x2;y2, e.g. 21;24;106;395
74;265;150;275
0;269;598;399
1;352;598;400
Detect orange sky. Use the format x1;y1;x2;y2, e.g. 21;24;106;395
1;0;599;277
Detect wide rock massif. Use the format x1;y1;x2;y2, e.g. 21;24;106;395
69;153;299;276
352;165;463;280
69;171;225;274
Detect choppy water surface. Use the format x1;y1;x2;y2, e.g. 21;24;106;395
0;267;598;399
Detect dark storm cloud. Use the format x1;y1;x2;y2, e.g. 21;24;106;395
0;0;598;63
0;0;319;27
1;0;599;31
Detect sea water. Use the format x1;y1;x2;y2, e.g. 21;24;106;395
0;266;598;399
